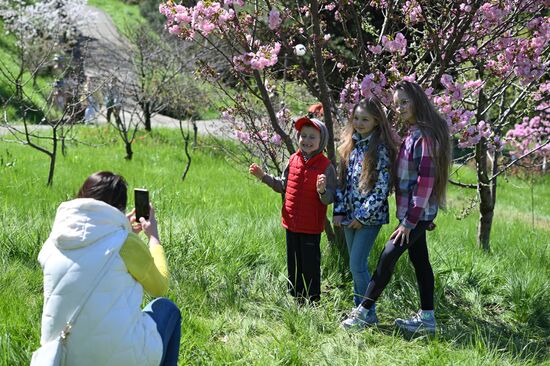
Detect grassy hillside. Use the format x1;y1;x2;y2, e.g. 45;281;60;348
88;0;145;31
0;126;548;365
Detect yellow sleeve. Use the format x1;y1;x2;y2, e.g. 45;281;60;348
119;232;169;297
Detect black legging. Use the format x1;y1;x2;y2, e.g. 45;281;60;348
360;221;434;310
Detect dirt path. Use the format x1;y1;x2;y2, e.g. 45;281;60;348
80;5;133;80
1;6;228;138
79;5;227;136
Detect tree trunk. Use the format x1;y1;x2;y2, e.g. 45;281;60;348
310;0;336;165
475;138;494;251
192;121;198;148
125;141;133;160
311;0;347;270
144;102;152;132
46;130;58;187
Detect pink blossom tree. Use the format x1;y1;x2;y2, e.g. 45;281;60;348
160;0;549;251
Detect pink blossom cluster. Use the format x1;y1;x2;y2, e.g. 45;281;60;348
276;107;291;126
486;32;549;84
360;72;388;101
464;6;549;84
224;0;244;5
381;33;408;56
159;1;236;39
440;74;463;100
235;128;281;146
268;9;282;31
223;106;284;148
339;77;362;113
458;121;494;149
477;2;506;29
456;46;478;62
221;109;236;123
463;80;485;96
506;116;550;158
232;43;281;72
235;130;251;144
368;45;383;55
402;0;423;24
433;75;499;149
506;81;550;158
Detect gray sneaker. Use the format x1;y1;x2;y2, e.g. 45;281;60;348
395;310;436;334
341;305;378;330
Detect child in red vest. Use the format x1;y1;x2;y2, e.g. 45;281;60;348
249;117;336;302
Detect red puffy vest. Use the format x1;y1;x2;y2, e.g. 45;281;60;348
282;151;331;234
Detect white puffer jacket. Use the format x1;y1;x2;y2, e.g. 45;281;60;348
38;198;162;366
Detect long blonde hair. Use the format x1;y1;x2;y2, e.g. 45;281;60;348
395;81;451;207
337;98;398;193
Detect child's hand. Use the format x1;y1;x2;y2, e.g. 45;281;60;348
249;163;265;180
348;219;363;230
390;224;411;246
316;174;326;194
333;215;344;227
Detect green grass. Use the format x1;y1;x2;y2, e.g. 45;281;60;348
88;0;145;31
0;127;549;365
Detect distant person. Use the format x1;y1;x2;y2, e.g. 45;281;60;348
34;172;181;365
307;102;324;118
105;81;122;124
342;81;451;334
83;77;101;124
333;97;398;322
52;80;66;110
249;117;336;302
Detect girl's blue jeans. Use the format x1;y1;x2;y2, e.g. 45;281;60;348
344;225;382;309
143;298;182;366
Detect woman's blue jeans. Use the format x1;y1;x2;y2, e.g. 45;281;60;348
344;225;382;309
143;298;181;366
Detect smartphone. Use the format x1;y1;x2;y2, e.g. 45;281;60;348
134;188;150;221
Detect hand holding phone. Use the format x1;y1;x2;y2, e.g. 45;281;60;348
134;188;150;221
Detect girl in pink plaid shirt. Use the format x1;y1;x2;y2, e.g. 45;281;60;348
342;81;451;334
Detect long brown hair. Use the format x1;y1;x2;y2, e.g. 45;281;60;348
77;171;128;211
395;81;451;207
337;97;398;193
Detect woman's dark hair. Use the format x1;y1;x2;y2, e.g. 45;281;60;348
76;171;128;211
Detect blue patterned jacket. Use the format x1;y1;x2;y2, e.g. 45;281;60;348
333;133;391;226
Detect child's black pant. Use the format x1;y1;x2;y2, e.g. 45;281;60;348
286;230;321;302
360;221;434;310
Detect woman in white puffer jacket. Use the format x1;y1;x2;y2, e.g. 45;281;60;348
37;171;181;365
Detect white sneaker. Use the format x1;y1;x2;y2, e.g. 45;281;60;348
341;305;378;330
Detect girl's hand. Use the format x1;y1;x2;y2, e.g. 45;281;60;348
333;215;344;227
390;225;411;246
348;219;363;230
249;163;265;180
316;174;326;194
126;209;142;234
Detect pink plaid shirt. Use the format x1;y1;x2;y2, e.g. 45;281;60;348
395;126;438;229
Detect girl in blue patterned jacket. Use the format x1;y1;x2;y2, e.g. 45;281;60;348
333;98;398;322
